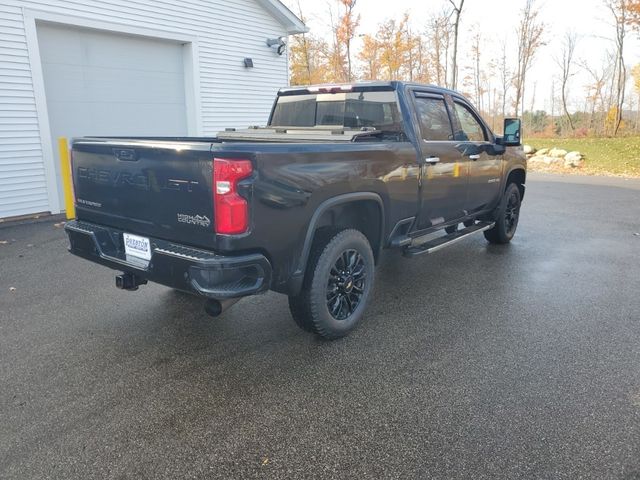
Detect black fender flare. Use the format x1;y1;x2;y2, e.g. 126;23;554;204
289;192;385;292
504;166;527;200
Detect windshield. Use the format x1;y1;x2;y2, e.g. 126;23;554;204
270;91;403;134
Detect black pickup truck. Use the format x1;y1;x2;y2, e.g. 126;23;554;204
65;81;526;339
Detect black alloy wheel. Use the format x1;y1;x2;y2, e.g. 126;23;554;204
327;249;367;321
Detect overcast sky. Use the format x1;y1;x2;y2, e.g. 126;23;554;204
283;0;640;112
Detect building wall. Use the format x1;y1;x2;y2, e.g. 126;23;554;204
0;0;290;218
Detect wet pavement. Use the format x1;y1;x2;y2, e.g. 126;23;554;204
1;173;639;479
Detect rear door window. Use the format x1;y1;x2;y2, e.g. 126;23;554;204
413;95;454;141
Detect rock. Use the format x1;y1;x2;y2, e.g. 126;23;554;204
564;151;584;168
564;158;583;168
564;151;582;162
523;144;536;155
549;148;568;158
534;148;549;156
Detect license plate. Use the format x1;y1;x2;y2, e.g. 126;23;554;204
123;233;152;261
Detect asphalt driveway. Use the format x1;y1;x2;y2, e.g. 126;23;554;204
1;173;639;479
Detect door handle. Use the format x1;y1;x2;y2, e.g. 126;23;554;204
468;154;481;160
425;157;440;165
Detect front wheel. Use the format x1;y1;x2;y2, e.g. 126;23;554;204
484;183;522;244
288;229;375;339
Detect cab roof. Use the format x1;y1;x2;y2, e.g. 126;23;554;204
278;81;461;97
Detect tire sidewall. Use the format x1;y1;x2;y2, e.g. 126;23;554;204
309;230;375;338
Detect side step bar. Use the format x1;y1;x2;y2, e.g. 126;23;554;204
403;221;495;257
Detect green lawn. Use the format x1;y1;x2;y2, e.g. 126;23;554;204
527;137;640;177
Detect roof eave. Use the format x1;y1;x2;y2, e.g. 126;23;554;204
256;0;308;34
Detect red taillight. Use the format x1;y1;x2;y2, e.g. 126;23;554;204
213;158;253;234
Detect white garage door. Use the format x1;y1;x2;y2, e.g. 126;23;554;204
37;22;188;211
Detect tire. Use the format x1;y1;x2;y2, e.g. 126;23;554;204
484;183;522;244
288;229;375;339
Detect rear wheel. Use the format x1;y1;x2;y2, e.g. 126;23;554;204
484;183;522;244
288;229;374;339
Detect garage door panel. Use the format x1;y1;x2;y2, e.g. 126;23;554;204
42;63;185;104
37;23;184;73
48;100;188;136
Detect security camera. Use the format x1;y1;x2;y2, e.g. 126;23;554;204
266;37;287;56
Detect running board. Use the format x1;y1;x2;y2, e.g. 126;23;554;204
403;221;495;257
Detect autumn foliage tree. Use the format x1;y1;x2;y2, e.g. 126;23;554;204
336;0;360;81
357;13;430;82
288;4;331;85
628;0;640;26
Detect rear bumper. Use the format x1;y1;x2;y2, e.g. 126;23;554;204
65;220;271;299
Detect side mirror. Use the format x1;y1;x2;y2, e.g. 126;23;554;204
502;118;522;146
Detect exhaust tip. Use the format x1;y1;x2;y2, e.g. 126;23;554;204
204;299;223;317
204;298;242;317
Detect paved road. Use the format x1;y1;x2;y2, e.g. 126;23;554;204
1;173;639;479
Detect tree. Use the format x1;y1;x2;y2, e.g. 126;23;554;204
628;0;640;26
374;17;407;80
448;0;465;90
632;63;640;131
288;3;331;85
358;13;428;82
358;34;382;80
513;0;545;117
326;6;346;82
555;32;577;132
498;39;511;118
606;0;628;136
579;53;614;134
336;0;360;82
470;28;483;111
426;11;453;87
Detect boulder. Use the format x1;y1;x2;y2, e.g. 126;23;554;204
523;144;536;155
564;151;582;162
549;148;568;158
564;151;584;168
534;148;549;156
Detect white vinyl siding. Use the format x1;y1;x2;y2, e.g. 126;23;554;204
0;3;48;217
0;0;293;218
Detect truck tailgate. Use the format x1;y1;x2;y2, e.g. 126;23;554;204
72;139;216;248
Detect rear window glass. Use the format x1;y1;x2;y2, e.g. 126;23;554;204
270;91;403;134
